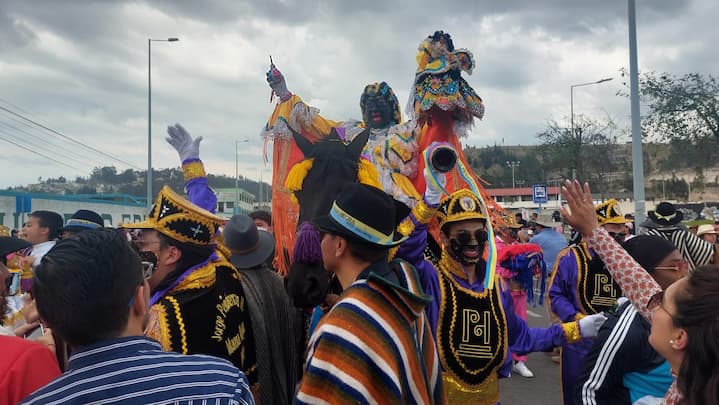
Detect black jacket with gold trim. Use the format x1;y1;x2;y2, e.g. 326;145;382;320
146;253;258;385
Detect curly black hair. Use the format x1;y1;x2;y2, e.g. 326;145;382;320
430;30;454;52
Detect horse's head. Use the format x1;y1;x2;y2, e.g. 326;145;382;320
291;127;370;225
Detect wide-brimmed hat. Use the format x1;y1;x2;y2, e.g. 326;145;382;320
437;189;487;230
595;199;632;226
223;214;275;269
314;183;409;247
121;186;226;247
501;214;523;229
62;209;104;233
0;236;30;263
530;214;558;229
648;202;684;227
697;224;718;237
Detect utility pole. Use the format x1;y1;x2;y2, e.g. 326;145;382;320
628;0;646;225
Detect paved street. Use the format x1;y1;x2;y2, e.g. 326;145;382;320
499;304;563;404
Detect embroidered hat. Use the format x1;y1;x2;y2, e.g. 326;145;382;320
647;202;684;227
223;214;275;269
314;183;409;247
121;186;226;247
437;189;487;230
501;214;523;229
595;199;632;226
62;209;104;233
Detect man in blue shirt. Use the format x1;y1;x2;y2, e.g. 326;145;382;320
529;214;568;273
21;229;255;405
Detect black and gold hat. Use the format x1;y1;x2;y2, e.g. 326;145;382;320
437;189;487;229
595;199;631;226
122;186;226;247
501;214;523;229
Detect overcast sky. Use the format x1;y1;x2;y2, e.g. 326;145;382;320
0;0;716;189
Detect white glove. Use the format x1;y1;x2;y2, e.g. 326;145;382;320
578;313;608;338
166;123;202;162
266;64;292;102
423;167;446;207
616;297;629;307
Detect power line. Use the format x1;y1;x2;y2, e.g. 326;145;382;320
0;103;142;170
0;130;84;171
0;120;103;168
0;96;33;116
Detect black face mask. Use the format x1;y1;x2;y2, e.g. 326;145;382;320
362;96;393;129
449;229;488;265
608;231;627;244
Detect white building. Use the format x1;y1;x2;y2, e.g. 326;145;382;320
213;187;257;218
0;190;147;230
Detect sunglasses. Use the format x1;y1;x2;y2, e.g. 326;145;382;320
141;261;155;280
653;261;689;274
647;290;677;320
128;263;154;308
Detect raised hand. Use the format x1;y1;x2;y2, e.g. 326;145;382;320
266;64;292;102
560;179;600;238
166;123;202;162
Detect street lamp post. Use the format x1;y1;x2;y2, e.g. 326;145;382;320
147;37;179;210
569;77;613;182
570;77;614;139
235;139;249;214
506;160;520;188
628;0;647;226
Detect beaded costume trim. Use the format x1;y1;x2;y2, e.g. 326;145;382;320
435;252;507;400
561;320;582;343
572;244;621;315
182;160;207;181
166;295;188;354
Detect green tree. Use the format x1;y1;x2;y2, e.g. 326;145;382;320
627;70;719;142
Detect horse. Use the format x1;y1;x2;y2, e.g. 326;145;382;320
284;126;376;309
288;127;371;226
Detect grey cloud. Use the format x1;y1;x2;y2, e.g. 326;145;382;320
0;0;714;189
0;8;36;50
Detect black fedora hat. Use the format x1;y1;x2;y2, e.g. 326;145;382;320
313;183;410;247
0;236;30;264
648;202;683;227
63;209;104;233
223;214;275;269
0;236;30;260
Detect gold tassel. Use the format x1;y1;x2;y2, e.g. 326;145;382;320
284;158;314;192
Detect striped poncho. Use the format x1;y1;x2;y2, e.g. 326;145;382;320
644;227;713;269
296;260;444;404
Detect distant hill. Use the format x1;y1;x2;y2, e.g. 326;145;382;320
464;141;718;201
7;140;718;203
8;166;271;204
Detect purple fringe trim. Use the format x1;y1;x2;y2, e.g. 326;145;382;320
293;222;322;264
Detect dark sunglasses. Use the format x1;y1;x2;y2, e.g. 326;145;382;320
653;261;689;274
647;290;677;320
